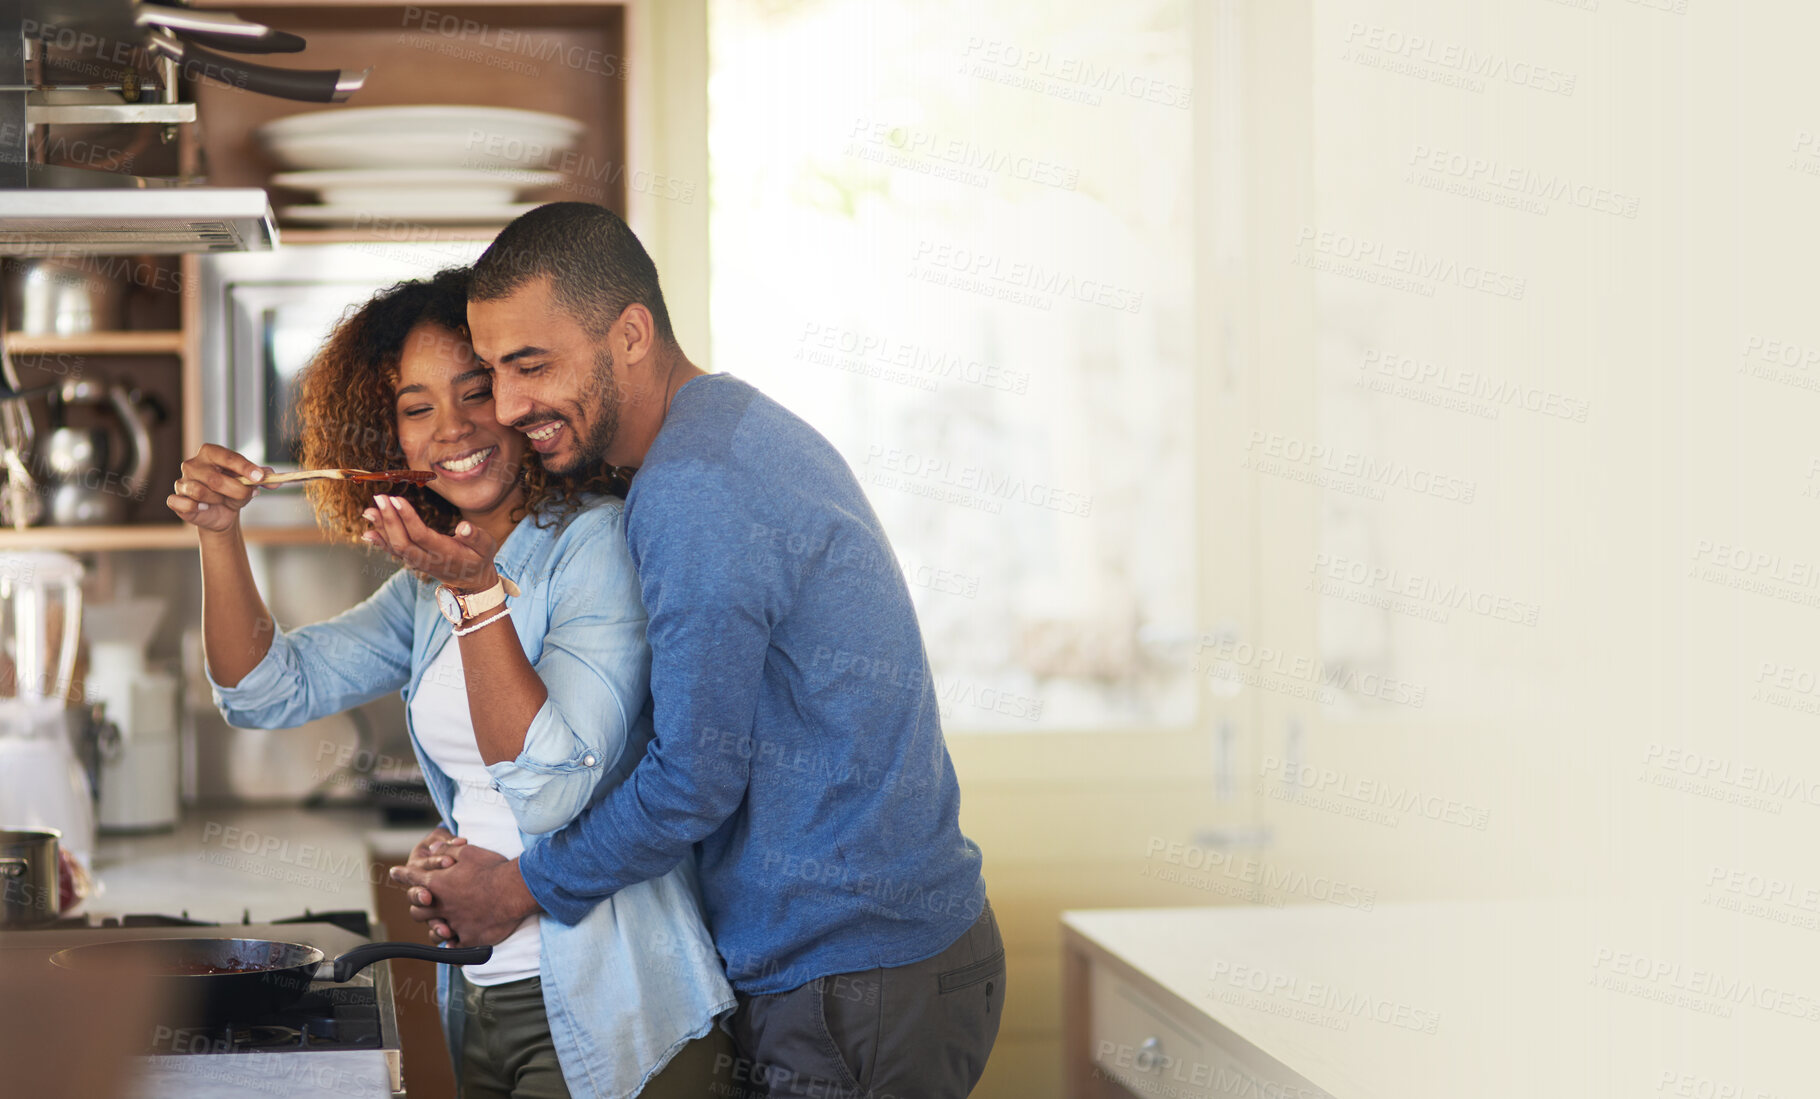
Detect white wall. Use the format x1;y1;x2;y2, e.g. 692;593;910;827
1210;2;1816;1092
628;0;711;362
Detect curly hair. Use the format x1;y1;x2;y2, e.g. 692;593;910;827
292;266;623;547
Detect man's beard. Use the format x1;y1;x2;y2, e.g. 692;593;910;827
546;347;621;476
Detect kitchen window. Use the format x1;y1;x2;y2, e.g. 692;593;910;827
707;0;1199;730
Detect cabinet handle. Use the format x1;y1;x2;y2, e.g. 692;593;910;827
1134;1036;1164;1073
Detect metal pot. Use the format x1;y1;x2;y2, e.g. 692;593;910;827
0;826;61;928
1;259;129;336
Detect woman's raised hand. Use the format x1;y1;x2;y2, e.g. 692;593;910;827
168;444;271;534
362;494;501;591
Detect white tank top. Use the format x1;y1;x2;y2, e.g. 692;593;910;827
407;638;542;985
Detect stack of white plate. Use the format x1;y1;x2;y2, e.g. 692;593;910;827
258;105;585;225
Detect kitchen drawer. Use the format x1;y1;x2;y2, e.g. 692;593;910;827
1087;963;1332;1099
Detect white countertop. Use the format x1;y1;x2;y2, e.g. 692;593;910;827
1065;899;1812;1099
87;806;407;923
126;1050;393;1099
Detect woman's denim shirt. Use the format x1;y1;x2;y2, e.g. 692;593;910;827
211;500;735;1098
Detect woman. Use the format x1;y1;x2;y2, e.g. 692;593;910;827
167;268;735;1099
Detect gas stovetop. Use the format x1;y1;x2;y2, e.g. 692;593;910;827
37;908;376;936
0;910;404;1096
150;984;383;1055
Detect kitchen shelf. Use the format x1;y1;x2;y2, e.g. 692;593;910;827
0;525;331;551
191;0;616;12
274;227;504;246
245;526;339;546
3;331;185;356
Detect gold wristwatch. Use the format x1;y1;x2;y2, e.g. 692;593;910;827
436;573;521;625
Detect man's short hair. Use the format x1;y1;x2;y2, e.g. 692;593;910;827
470;202;675;343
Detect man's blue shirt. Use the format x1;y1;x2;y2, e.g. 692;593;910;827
520;374;986;994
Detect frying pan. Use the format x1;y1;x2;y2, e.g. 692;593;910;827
49;937;491;1022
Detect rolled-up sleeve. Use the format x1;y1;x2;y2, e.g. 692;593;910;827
210;569;416;729
484;507;652;836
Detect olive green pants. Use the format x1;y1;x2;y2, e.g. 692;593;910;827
456;972;739;1098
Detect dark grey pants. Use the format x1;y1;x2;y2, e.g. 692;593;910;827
726;901;1006;1099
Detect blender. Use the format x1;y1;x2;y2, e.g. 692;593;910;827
0;551;96;862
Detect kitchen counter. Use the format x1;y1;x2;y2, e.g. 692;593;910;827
127;1051;394;1099
1063;900;1810;1099
15;815;447;1099
366;824;439;863
1;910;407;1099
87;806;396;923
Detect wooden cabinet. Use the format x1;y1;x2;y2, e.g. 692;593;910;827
0;326;188;545
181;1;629;218
0;317;332;550
1;0;693;554
370;834;458;1099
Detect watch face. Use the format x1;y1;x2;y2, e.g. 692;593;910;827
437;586;464;625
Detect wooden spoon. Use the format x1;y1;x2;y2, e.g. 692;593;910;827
238;468;436;487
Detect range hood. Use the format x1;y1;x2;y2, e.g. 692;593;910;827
0;167;278;256
1;0;368;255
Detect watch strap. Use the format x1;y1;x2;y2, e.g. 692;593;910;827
448;571;517;621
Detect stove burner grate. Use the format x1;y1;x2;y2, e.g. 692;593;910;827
145;988;381;1055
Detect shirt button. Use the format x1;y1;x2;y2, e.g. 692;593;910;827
582;754;597;767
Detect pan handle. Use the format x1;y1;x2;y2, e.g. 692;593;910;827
167;27;310;56
331;941;493;983
146;32;368;103
134;5;308;53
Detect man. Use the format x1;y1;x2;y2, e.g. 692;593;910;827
391;203;1004;1098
